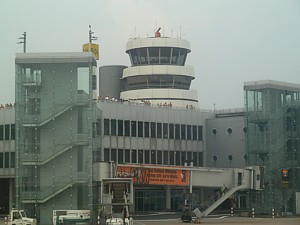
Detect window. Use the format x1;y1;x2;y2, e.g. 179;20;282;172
198;126;203;141
151;150;156;164
199;152;203;166
125;149;130;163
104;119;109;135
193;152;198;167
212;155;218;162
228;155;233;161
157;151;162;164
131;121;137;137
131;150;137;163
96;119;101;136
138;48;148;65
111;120;116;136
144;122;149;138
157;123;162;138
171;48;180;64
187;125;191;140
129;49;139;66
169;124;174;139
118;149;124;164
175;151;180;165
170;152;175;165
175;124;180;139
145;150;150;164
181;125;186;140
187;152;192;164
138;122;143;137
11;124;15;140
111;149;117;162
192;126;197;140
181;152;186;165
0;125;3;140
163;123;168;139
148;47;159;64
163;151;169;165
5;125;9;140
77;67;89;94
212;128;217;135
178;49;187;65
10;152;15;168
160;47;171;64
5;152;9;168
118;120;123;136
227;127;233;134
125;120;130;136
0;153;3;168
138;150;143;164
151;122;156;138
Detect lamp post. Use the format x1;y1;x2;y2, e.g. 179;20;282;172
17;32;26;53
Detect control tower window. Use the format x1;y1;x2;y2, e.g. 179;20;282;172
149;47;159;64
171;48;180;64
129;47;188;66
130;49;139;66
178;49;188;65
160;47;171;64
139;48;148;65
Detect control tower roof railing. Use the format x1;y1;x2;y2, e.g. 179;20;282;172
126;37;191;53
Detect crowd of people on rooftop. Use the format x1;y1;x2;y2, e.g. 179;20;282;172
0;103;15;109
98;95;196;110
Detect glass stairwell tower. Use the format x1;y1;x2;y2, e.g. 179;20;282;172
15;52;100;225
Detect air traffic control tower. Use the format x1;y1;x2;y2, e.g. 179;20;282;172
120;28;199;108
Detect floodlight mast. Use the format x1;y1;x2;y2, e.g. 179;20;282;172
17;32;26;53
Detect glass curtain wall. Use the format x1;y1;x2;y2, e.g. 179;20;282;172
245;87;300;214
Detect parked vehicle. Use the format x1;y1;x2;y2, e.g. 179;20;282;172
6;209;37;225
52;210;90;225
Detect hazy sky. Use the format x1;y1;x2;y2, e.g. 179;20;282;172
1;0;300;109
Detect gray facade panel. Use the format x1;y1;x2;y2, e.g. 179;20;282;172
99;65;127;99
206;116;246;168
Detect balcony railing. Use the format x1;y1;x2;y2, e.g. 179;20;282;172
22;73;41;86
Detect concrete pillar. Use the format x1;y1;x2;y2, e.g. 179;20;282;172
165;185;171;210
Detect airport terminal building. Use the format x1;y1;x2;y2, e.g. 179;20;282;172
0;32;299;223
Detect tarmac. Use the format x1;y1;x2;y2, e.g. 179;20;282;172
134;216;300;225
1;216;300;225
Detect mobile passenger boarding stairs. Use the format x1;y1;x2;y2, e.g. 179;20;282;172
183;166;264;223
99;178;134;225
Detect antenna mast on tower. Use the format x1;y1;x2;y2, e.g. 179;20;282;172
17;32;26;53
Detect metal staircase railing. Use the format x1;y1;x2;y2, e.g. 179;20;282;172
22;172;88;203
22;92;89;127
194;184;246;219
22;134;88;165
